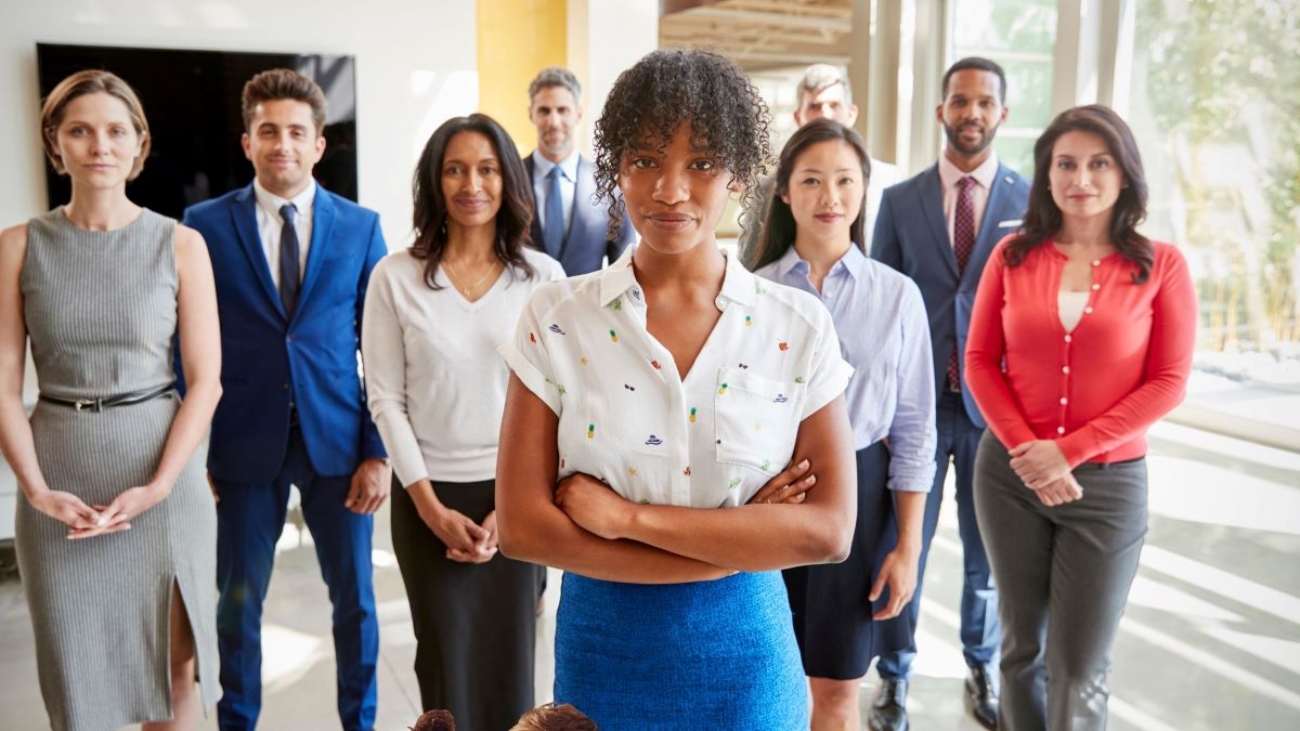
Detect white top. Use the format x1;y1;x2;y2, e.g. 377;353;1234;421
501;246;853;508
531;149;578;233
253;178;315;286
937;152;999;249
362;247;566;485
1058;290;1089;332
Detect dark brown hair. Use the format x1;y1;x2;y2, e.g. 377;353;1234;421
410;709;454;731
409;114;536;289
746;119;871;271
1003;104;1152;283
942;57;1007;104
593;49;771;239
511;703;597;731
41;69;151;180
241;68;328;134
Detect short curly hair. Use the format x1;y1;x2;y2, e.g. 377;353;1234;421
592;49;771;236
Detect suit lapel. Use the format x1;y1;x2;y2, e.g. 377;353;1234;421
231;185;286;320
296;187;335;315
918;166;959;278
563;156;595;259
964;165;1021;286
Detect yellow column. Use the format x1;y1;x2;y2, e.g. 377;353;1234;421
476;0;570;153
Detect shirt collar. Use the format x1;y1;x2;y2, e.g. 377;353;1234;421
532;149;579;183
937;151;999;192
597;245;757;309
772;243;866;282
253;177;317;218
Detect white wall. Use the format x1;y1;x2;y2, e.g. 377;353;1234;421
0;0;480;538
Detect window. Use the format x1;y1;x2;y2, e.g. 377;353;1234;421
948;0;1058;177
1129;0;1298;374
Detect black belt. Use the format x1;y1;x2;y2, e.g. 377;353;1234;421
38;383;174;412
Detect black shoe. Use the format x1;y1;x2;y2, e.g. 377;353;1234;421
965;664;1000;729
868;678;909;731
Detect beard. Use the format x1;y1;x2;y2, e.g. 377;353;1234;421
943;119;1000;157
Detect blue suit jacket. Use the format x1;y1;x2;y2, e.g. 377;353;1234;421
182;184;387;484
525;153;636;275
870;163;1030;429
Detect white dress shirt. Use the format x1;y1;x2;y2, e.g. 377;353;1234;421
937;152;1000;249
362;248;566;485
252;178;315;286
531;149;579;234
501;246;853;508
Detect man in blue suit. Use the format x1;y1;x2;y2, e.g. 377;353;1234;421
183;69;390;731
524;67;635;274
870;57;1030;731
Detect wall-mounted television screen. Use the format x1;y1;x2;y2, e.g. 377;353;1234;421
36;43;358;218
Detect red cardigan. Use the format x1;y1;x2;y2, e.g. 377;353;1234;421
965;237;1196;467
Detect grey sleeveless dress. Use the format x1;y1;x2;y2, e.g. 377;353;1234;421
15;208;219;731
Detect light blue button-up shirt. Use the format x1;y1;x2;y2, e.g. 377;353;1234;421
755;244;937;493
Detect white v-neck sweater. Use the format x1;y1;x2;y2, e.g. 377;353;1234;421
362;248;565;485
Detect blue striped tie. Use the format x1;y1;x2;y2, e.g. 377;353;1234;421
543;165;565;257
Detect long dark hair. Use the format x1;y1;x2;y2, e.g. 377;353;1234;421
746;119;871;271
1004;104;1152;283
410;113;535;289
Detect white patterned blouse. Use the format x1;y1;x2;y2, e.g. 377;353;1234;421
501;246;853;508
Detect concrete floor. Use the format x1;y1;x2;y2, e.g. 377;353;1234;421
1;419;1297;730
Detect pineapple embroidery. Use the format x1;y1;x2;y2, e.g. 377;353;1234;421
609;330;619;343
728;477;742;491
745;315;753;327
587;424;596;440
689;407;697;423
718;382;729;395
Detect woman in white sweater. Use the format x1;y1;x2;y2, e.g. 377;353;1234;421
361;113;564;731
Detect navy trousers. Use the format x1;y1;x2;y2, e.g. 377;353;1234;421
877;391;999;679
214;427;379;731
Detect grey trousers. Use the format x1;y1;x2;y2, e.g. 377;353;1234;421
973;432;1148;731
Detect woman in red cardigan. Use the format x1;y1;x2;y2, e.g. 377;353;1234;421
965;105;1196;731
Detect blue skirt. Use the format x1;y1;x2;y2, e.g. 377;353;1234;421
554;570;809;730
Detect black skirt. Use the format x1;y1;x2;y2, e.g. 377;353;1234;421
782;440;913;679
390;476;545;731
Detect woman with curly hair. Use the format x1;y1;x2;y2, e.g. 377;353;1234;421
965;105;1196;730
496;50;857;729
362;114;563;729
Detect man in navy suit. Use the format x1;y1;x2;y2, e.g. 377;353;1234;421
524;67;635;274
183;69;390;731
870;57;1030;731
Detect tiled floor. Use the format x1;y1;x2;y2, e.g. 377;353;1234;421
1;419;1297;730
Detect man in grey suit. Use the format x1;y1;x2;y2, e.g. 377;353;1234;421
524;67;635;275
869;57;1031;731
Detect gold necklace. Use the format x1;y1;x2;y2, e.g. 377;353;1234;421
442;258;500;298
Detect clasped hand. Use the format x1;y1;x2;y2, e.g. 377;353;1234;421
30;483;170;540
554;458;821;540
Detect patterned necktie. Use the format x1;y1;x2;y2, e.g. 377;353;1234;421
948;176;977;390
279;203;300;318
543;165;565;257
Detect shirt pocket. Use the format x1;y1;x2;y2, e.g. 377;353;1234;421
713;367;806;475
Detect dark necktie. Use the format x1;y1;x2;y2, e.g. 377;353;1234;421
543;165;565;257
279;203;301;318
949;176;976;390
